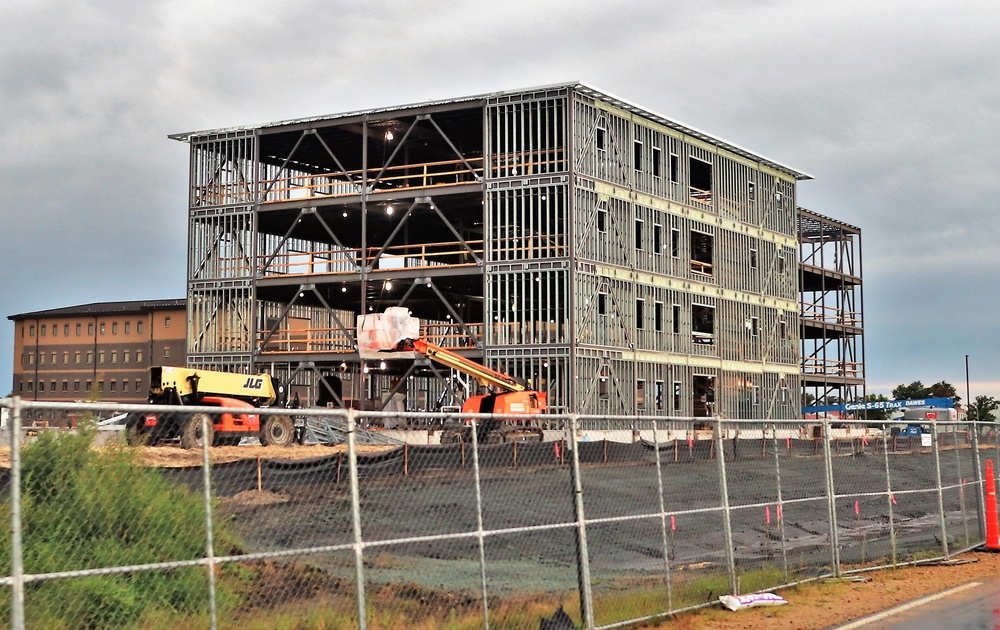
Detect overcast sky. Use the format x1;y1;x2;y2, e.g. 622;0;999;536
2;0;998;404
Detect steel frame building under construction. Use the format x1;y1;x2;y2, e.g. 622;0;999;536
170;82;862;419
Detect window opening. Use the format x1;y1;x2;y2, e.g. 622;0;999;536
596;127;606;152
692;304;715;345
671;228;680;258
693;375;715;418
691;231;714;275
653;224;662;254
655;302;664;332
597;207;607;233
637;380;646;410
750;249;758;268
689;157;713;203
669;154;679;183
655;381;664;411
636;299;645;329
652;146;662;178
673;381;682;411
672;304;680;334
635;219;644;251
634;141;643;172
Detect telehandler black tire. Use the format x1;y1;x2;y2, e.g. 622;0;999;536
260;415;294;447
181;413;215;449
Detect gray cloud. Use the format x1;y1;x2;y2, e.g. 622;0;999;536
2;0;997;402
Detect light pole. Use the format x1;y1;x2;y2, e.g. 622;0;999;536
966;354;973;422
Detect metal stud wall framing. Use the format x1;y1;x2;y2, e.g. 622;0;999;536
186;130;259;374
567;89;806;419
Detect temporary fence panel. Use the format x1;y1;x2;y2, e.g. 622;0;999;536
0;398;992;630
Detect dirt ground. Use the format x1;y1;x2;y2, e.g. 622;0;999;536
660;550;1000;629
0;442;395;468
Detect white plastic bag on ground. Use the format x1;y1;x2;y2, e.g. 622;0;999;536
719;592;787;611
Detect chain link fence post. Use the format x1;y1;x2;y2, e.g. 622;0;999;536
568;414;594;629
769;422;789;580
9;397;24;630
971;420;985;542
953;422;970;547
469;419;491;629
651;419;674;611
821;417;841;577
198;412;218;630
880;423;898;566
714;418;737;595
347;409;368;630
931;419;950;559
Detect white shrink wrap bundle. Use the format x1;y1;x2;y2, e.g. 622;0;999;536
356;307;420;359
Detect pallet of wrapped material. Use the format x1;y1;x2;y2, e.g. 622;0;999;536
356;307;420;359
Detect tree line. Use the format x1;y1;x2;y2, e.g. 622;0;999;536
804;380;999;422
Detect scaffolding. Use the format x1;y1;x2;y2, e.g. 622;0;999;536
171;82;852;419
797;208;864;406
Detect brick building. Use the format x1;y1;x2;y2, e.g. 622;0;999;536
8;299;186;403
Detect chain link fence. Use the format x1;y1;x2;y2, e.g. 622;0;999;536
0;397;990;629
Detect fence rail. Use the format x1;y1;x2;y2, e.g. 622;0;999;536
0;397;992;629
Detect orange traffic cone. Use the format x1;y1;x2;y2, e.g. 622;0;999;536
985;460;1000;551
